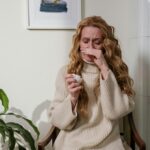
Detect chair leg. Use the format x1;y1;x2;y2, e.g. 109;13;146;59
38;145;44;150
131;132;135;150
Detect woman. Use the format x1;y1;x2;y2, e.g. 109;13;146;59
48;16;135;150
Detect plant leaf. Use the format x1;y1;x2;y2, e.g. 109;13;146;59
0;126;5;142
6;127;16;150
4;112;40;139
0;89;9;114
0;119;16;150
0;119;6;142
18;144;26;150
7;122;36;150
0;118;6;126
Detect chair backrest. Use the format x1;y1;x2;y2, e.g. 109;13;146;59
119;115;132;146
123;113;146;150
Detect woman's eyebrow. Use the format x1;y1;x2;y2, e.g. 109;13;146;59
82;37;89;40
92;38;102;42
82;37;101;40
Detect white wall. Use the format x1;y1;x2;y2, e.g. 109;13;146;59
0;0;74;138
0;0;149;148
133;0;150;149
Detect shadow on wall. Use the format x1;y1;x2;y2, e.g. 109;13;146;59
32;100;53;149
6;101;53;149
6;100;52;139
32;100;52;139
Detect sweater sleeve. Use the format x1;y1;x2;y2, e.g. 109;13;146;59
48;66;78;130
100;70;135;120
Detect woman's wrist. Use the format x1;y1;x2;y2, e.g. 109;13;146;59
100;65;109;80
70;96;77;107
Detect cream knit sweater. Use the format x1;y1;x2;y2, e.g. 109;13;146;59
48;63;135;150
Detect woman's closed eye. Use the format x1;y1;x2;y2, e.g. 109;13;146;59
82;39;89;44
93;39;102;45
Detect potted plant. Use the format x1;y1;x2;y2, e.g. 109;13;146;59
0;89;40;150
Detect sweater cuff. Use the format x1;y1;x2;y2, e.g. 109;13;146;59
51;95;77;130
100;69;112;82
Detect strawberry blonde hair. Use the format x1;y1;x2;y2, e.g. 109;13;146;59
67;16;135;117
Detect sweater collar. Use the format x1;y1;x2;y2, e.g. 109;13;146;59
82;62;100;74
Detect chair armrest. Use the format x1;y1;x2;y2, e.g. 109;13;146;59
38;126;56;150
128;113;146;150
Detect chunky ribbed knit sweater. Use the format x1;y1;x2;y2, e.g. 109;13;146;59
48;63;135;150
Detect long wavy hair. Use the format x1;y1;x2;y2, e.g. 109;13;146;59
67;16;135;117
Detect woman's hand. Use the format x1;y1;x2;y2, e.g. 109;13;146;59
65;74;82;107
81;48;109;80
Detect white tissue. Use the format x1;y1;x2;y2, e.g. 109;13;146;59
72;74;82;83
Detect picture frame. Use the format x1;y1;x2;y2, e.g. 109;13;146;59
27;0;81;29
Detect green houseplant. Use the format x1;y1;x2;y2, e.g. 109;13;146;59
0;89;40;150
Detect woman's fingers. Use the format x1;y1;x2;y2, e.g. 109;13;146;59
69;86;82;93
65;74;83;103
81;48;102;58
66;74;82;84
65;74;82;90
66;77;76;84
68;82;80;89
65;74;73;78
65;74;76;84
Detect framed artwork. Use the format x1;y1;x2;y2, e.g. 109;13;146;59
27;0;81;29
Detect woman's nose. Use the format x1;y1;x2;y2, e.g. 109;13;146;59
88;41;94;48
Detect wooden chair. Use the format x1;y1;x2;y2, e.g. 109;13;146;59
38;113;146;150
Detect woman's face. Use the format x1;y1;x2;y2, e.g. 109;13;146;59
79;26;103;63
